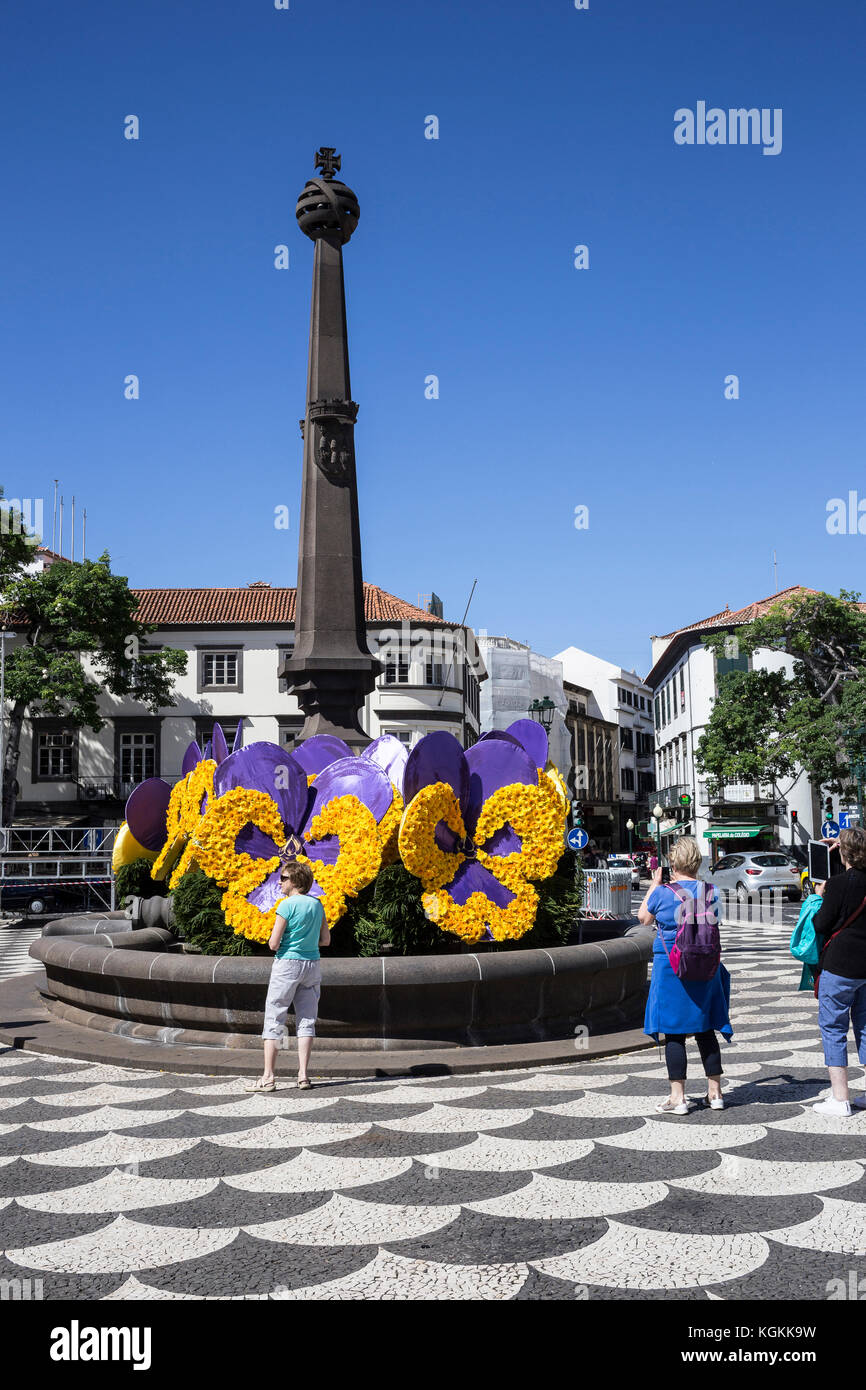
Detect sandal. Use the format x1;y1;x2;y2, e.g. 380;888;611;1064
297;1078;313;1090
244;1078;276;1093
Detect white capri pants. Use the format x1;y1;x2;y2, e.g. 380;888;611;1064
262;958;322;1040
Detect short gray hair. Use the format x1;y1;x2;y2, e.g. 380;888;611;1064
668;835;702;877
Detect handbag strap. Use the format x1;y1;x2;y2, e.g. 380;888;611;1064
818;890;866;964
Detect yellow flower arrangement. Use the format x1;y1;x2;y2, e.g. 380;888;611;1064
475;781;565;892
377;788;405;866
398;782;466;891
150;760;217;883
299;794;384;926
220;888;279;945
421;879;538;944
189;786;285;892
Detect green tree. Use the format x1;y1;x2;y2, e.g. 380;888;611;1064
696;589;866;795
0;541;187;822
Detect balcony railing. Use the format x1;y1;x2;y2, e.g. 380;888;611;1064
699;779;776;806
76;775;183;803
653;784;691;811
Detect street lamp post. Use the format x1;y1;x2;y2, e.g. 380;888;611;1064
652;801;664;864
528;696;556;734
626;817;634;854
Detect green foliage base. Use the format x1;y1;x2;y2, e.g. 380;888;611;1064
114;858;167;907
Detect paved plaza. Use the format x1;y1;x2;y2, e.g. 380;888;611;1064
0;916;864;1301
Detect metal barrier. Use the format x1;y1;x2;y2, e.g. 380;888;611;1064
582;868;633;919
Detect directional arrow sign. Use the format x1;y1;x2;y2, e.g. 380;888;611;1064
567;827;589;851
821;820;840;841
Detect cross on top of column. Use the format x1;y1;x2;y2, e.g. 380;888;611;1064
314;147;341;180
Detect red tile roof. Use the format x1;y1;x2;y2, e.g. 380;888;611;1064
131;583;450;627
654;586;824;641
647;585;866;685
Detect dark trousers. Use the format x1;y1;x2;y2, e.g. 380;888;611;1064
664;1030;722;1081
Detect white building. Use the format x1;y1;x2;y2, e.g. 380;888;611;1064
554;645;655;849
646;586;826;863
476;635;570;774
12;563;485;821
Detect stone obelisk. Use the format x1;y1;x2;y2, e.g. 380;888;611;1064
280;148;380;746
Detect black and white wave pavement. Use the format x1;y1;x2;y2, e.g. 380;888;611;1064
1;922;864;1301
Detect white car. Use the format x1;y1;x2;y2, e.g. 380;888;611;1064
606;855;641;890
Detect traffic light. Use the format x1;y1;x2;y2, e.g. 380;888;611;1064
825;797;834;820
791;809;798;825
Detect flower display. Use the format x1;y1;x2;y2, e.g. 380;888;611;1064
121;722;566;951
398;727;566;944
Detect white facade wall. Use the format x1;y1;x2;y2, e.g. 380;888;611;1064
650;636;820;859
12;617;485;817
555;645;654;815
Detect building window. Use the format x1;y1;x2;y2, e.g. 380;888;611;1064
620;728;634;750
119;731;156;785
717;651;749;680
278;717;305;750
384;659;409;685
654;696;661;729
276;643;295;692
196;721;239;753
679;666;686;711
35;728;75;780
621;767;635;792
382;728;413;746
198;648;243;692
426;661;444;687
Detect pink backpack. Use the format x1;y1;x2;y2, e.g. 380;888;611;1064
659;881;721;981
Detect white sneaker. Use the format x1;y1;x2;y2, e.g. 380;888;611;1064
655;1099;689;1115
812;1097;853;1117
704;1095;725;1110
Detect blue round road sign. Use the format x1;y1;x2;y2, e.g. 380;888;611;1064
567;827;589;850
821;820;840;840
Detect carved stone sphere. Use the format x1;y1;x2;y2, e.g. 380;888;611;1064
296;178;360;244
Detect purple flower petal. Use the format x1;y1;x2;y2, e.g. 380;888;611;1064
232;720;244;752
434;820;462;853
464;740;538;836
212;723;229;765
303;832;341;869
481;824;522;856
361;734;408;796
292;735;354;777
203;741;213;761
235;825;282;860
505;718;548;769
247;870;284;912
447;859;515;910
308;757;393;825
213;742;308;835
125;778;173;851
181;741;203;776
403;731;470;815
478;730;521;744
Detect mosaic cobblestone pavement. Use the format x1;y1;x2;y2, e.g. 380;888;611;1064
2;921;865;1301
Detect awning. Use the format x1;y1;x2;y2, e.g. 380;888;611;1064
703;825;772;840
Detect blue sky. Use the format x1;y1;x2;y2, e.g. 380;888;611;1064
4;0;865;677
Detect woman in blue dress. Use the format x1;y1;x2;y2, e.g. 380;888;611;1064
638;836;732;1115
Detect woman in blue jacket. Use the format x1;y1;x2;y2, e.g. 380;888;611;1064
638;836;732;1115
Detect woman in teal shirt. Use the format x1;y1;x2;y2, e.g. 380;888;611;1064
246;860;330;1092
